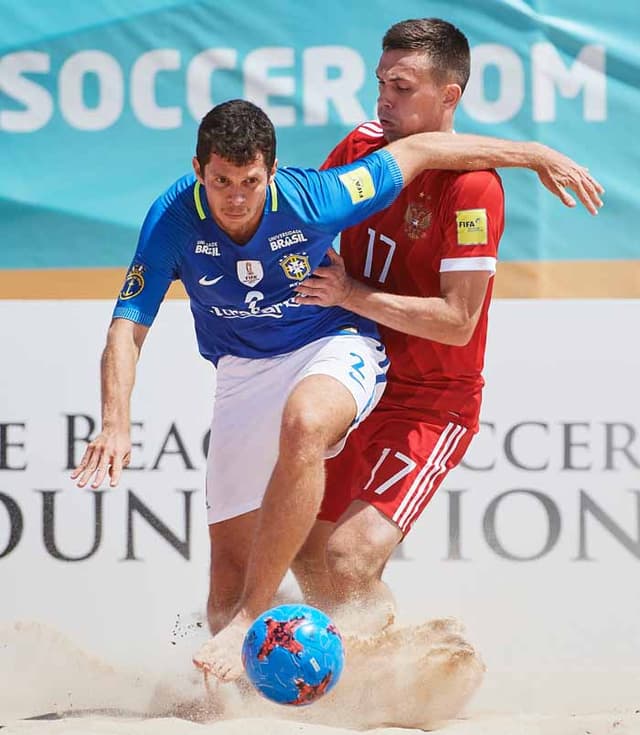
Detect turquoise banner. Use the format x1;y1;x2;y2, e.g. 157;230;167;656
0;1;637;270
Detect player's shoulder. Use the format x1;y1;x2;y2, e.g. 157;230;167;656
353;120;385;141
321;121;386;170
148;173;202;227
141;173;201;245
443;168;504;200
156;173;197;209
270;167;325;226
331;121;386;158
348;121;386;151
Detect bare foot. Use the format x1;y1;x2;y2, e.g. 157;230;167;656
192;615;251;682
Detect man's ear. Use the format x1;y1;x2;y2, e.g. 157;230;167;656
442;83;462;109
192;156;204;183
269;158;278;182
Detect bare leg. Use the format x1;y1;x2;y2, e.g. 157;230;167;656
325;501;402;636
193;374;357;680
206;511;258;634
291;520;336;608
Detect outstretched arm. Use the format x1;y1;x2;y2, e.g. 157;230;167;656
71;318;149;489
385;132;604;214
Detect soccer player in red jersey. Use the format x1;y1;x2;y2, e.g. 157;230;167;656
292;18;602;630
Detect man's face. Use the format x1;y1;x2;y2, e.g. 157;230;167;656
376;49;458;141
193;152;275;240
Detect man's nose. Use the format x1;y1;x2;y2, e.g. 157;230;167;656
377;89;393;108
228;188;245;204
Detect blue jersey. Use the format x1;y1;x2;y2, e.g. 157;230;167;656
113;149;403;364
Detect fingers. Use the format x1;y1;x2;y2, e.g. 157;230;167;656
91;455;111;489
326;247;341;262
586;170;605;194
109;453;124;488
296;278;324;294
549;171;604;216
71;437;129;489
294;294;324;305
568;174;602;216
580;174;604;212
73;445;103;488
563;165;603;215
540;154;604;215
294;277;335;306
70;446;92;480
575;182;597;216
556;184;576;209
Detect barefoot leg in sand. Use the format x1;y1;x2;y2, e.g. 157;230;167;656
194;375;359;681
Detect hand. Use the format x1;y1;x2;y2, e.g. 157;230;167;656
70;428;131;489
294;248;355;306
533;143;604;215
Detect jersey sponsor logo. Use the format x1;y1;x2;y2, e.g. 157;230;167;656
194;240;220;256
236;260;264;287
338;166;375;204
198;274;224;286
404;200;432;239
279;253;311;282
456;209;488;245
268;229;309;252
119;264;145;300
210;291;301;319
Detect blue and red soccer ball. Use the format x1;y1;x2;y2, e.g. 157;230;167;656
242;604;344;706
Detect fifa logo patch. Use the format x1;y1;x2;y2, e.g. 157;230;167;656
338;166;375;204
279;253;310;281
119;264;145;300
456;209;488;245
237;260;264;287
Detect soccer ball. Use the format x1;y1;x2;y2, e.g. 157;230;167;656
241;603;344;706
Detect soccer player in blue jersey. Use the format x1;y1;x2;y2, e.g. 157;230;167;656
71;99;601;682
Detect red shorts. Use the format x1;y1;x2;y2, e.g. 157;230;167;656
319;410;475;535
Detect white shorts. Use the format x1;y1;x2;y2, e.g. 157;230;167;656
206;334;388;524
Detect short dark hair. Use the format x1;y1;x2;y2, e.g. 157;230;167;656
196;99;276;172
382;18;470;92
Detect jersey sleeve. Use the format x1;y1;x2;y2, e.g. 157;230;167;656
280;149;404;234
438;171;505;275
112;189;185;326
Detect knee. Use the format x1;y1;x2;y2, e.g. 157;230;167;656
280;405;328;457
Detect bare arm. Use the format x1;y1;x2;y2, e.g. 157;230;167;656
384;132;604;215
71;318;149;488
295;249;488;345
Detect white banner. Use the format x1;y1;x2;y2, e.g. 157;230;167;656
0;301;638;676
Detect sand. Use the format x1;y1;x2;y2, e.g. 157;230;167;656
1;620;639;735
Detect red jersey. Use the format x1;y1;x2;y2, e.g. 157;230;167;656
322;122;505;431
